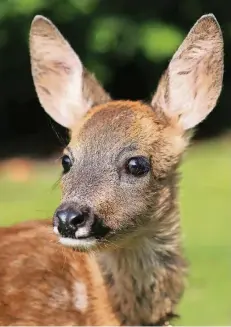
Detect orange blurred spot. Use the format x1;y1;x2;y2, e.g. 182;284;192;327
0;158;33;183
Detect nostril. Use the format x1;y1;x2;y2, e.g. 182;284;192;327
55;208;87;230
69;214;85;228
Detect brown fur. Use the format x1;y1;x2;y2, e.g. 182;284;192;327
0;222;117;325
0;14;223;325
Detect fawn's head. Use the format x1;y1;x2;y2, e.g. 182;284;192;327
29;14;223;251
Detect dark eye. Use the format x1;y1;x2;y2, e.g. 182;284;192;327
126;156;150;177
62;155;72;174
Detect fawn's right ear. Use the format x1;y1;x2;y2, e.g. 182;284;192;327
29;16;110;128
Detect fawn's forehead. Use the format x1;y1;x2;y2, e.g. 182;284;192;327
70;101;165;150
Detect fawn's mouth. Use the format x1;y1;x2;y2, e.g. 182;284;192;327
53;225;96;249
53;219;112;251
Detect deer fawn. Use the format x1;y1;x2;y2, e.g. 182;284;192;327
0;14;223;325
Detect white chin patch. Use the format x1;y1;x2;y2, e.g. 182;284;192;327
59;237;97;249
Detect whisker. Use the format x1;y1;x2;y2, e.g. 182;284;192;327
49;119;68;147
52;175;62;191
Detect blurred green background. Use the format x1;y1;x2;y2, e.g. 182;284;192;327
0;0;230;325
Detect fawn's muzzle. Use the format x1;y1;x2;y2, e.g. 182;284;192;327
53;204;111;240
56;208;87;237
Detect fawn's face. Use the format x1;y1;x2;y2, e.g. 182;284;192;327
56;101;185;249
30;14;223;250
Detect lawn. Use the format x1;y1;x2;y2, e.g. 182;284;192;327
0;138;230;325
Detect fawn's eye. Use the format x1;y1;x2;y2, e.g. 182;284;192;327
62;155;72;174
126;156;150;177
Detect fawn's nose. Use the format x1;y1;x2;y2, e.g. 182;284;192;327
55;207;90;238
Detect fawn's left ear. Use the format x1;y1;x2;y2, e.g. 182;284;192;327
152;14;224;130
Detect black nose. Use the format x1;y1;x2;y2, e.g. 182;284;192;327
55;208;89;238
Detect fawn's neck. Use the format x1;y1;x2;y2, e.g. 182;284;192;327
97;212;186;326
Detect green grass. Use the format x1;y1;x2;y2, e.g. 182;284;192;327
0;138;230;325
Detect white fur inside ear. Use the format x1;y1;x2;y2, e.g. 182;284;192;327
55;60;87;127
152;14;224;130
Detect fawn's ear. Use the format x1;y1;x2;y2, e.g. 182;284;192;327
152;14;224;130
29;15;110;128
